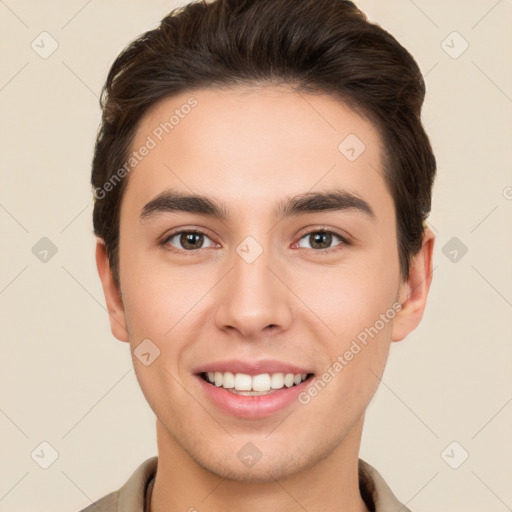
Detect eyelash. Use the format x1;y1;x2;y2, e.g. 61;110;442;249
161;227;351;256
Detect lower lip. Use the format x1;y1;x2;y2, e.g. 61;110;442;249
195;374;313;419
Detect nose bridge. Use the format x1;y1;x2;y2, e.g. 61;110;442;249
214;237;292;336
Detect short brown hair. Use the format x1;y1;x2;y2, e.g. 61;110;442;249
91;0;436;287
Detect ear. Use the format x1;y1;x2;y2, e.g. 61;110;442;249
95;239;129;342
391;227;435;342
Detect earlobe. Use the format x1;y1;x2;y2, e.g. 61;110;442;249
391;228;435;342
95;239;129;342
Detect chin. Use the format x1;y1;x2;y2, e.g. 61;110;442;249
190;441;326;483
200;456;305;483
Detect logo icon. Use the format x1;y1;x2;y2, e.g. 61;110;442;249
31;32;59;59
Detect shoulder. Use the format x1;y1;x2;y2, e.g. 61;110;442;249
359;458;413;512
75;456;158;512
77;491;119;512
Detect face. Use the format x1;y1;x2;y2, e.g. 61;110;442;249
97;85;433;482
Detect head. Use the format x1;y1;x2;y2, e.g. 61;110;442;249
93;0;435;483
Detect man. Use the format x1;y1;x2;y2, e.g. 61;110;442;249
83;0;436;510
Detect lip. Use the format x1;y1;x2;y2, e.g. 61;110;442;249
195;372;314;419
192;359;313;376
192;359;315;419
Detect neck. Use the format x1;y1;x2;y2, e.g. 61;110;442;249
150;416;370;512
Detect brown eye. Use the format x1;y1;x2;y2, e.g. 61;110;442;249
309;231;333;250
164;230;215;251
296;229;348;253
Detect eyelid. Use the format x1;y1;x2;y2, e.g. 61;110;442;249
295;225;350;242
161;227;217;253
293;226;351;253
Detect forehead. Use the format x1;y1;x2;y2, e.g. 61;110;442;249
122;85;391;222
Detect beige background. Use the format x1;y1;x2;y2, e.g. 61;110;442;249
1;0;511;511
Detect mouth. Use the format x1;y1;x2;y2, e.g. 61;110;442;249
198;371;315;396
194;366;316;418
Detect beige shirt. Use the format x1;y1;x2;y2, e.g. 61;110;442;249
78;456;412;512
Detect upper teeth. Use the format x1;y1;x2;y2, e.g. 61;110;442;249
206;372;308;391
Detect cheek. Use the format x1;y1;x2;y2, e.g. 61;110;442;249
119;255;211;376
118;237;181;337
291;259;398;341
289;257;397;411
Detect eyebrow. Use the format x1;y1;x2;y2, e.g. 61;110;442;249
140;188;375;221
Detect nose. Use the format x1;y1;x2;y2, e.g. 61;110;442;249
214;245;293;340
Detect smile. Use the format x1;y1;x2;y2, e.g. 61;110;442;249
201;371;312;395
194;365;315;418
